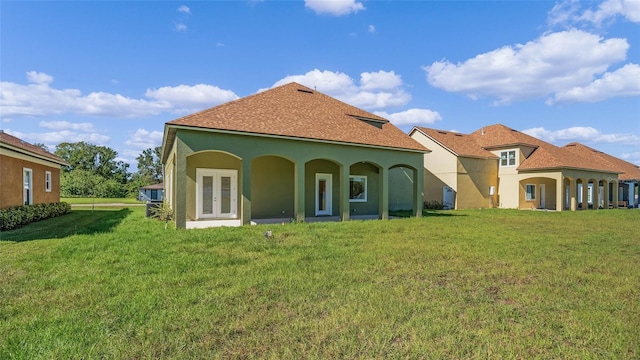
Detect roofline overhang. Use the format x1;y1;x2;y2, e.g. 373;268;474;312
517;165;621;174
410;126;497;160
482;143;539;150
0;142;69;166
162;124;429;164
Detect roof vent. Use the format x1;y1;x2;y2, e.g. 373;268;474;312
455;134;463;137
297;89;313;94
438;131;447;134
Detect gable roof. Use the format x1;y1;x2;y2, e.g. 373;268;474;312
164;82;428;161
0;130;68;166
412;127;497;159
563;142;640;181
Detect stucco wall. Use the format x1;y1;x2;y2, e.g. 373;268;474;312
0;154;61;209
518;177;557;210
389;167;415;211
410;131;458;206
456;157;498;209
251;156;295;219
349;162;380;215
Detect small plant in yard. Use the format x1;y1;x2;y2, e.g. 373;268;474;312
424;199;445;210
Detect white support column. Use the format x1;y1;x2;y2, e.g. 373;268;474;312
570;179;577;211
556;176;563;211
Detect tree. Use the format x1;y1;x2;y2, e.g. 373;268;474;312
135;146;163;184
55;141;129;182
32;143;50;152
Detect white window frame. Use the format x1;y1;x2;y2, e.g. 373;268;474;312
45;171;52;192
500;150;517;167
349;175;367;203
23;168;33;205
525;184;536;201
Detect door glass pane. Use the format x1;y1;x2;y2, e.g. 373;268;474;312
318;180;326;211
220;176;231;214
202;176;213;214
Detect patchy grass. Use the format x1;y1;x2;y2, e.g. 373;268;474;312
61;197;143;204
1;208;638;359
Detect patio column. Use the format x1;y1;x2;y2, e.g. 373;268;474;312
414;167;423;218
241;160;252;225
612;181;619;208
378;166;389;220
602;180;609;209
556;176;563;211
591;181;599;210
294;162;305;222
581;180;589;210
339;164;350;221
175;138;190;229
569;179;577;211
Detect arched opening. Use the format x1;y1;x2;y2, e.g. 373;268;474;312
251;155;295;219
519;176;557;210
389;164;418;214
305;159;341;217
349;161;382;217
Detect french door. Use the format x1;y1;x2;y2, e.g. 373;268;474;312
315;173;332;216
196;169;237;219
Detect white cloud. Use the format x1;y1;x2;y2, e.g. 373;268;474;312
424;29;630;105
39;120;96;132
368;25;376;34
374;108;442;126
549;0;640;27
523;126;640;145
550;63;640;104
266;69;411;109
175;23;187;32
125;128;164;150
304;0;364;16
177;5;191;14
26;71;53;84
0;71;239;118
6;129;110;148
621;151;640;166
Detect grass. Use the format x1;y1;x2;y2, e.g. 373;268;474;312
1;208;638;359
61;197;143;204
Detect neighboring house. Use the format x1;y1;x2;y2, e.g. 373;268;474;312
162;82;428;229
139;183;164;202
411;124;620;211
0;130;68;209
563;142;640;208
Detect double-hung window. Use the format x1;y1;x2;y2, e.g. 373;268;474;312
349;176;367;202
45;171;52;192
525;184;536;201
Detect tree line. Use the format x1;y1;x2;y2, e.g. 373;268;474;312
47;142;162;198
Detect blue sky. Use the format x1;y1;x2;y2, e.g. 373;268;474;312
1;0;639;170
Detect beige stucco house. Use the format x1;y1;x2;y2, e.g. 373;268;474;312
411;124;624;211
162;82;428;229
0;131;68;209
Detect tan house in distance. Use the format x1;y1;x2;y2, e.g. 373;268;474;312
0;131;68;209
411;124;626;211
162;82;428;229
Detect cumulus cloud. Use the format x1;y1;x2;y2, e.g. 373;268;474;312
374;108;442;126
523;126;640;145
550;0;640;27
175;23;187;32
424;29;630;105
621;151;640;166
26;71;53;84
125;128;164;150
265;69;411;109
177;5;190;14
368;25;376;34
6;129;110;148
0;71;239;118
304;0;364;16
550;63;640;103
39;120;96;132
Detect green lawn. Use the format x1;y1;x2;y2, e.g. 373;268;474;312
1;208;638;359
61;197;143;204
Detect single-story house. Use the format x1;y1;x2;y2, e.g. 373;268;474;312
563;142;640;208
0;130;68;209
411;124;621;211
139;183;164;202
162;82;428;229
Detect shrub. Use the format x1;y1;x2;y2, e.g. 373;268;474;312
424;200;445;210
0;202;71;232
149;202;173;222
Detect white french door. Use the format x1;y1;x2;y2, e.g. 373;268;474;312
315;173;332;216
196;169;237;219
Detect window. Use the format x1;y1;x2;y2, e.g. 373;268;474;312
526;184;536;201
500;150;516;167
45;171;52;192
23;168;33;205
349;176;367;202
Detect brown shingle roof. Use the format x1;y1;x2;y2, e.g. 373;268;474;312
470;124;613;173
0;131;68;166
413;127;497;159
166;82;427;153
563;142;640;181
